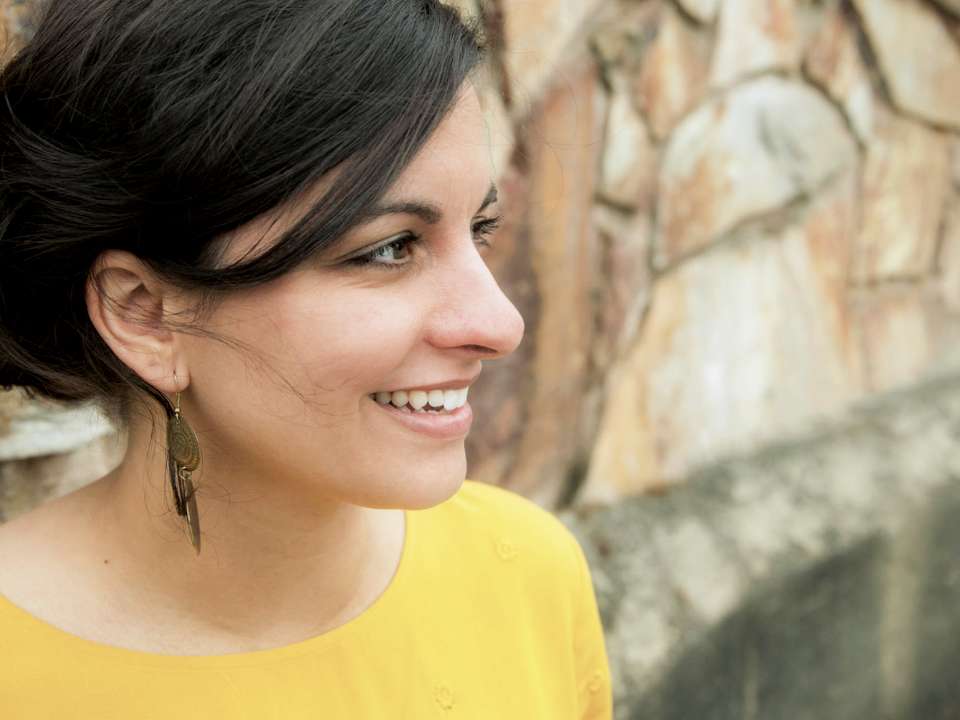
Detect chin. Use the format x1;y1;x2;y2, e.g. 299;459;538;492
360;453;467;511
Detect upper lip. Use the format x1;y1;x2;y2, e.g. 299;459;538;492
374;373;480;394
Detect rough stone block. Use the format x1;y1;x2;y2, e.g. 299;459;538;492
587;180;862;496
655;76;856;266
853;111;950;282
631;3;711;140
500;0;605;119
0;391;114;462
804;2;875;143
853;0;960;130
598;79;656;209
710;0;799;88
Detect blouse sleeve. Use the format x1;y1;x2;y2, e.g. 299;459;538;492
568;529;614;719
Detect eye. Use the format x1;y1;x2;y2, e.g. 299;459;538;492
347;234;419;269
472;215;502;248
345;215;502;271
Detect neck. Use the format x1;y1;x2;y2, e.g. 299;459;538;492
80;411;404;651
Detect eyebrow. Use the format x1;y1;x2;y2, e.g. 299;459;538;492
356;183;499;225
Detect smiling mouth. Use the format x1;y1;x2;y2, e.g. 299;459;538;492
367;391;474;440
368;387;469;413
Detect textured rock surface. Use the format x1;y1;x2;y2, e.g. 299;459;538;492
655;77;857;267
599;80;656;209
710;0;798;88
591;206;653;372
675;0;719;23
853;0;960;130
0;391;114;462
851;286;939;393
853;111;950;281
502;64;606;505
0;0;34;57
940;199;960;314
953;138;960;187
587;180;862;497
804;2;876;143
0;433;125;521
499;0;606;117
632;3;711;140
467;63;607;506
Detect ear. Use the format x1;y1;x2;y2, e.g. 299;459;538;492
85;250;190;394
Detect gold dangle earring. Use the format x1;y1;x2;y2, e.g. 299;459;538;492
166;384;202;554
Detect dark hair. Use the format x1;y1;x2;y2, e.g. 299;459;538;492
0;0;485;417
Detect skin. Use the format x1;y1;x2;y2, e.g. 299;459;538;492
0;83;525;654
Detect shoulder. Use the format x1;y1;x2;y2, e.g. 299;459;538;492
428;479;584;585
452;479;579;540
0;483;105;610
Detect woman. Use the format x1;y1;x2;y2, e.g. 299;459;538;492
0;0;612;717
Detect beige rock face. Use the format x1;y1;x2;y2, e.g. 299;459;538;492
632;3;711;140
467;63;606;504
655;76;857;267
592;206;653;372
599;80;656;209
0;393;23;445
853;111;950;282
585;181;862;497
952;139;960;188
500;0;605;118
850;287;939;393
853;0;960;130
804;3;875;143
0;433;125;521
588;0;660;73
0;392;114;462
0;0;33;61
939;199;960;315
711;0;798;88
675;0;719;24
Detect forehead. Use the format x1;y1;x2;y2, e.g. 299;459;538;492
380;83;492;205
214;82;492;265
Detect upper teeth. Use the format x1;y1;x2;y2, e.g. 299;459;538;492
372;387;469;411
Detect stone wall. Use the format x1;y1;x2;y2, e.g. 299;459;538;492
456;0;960;508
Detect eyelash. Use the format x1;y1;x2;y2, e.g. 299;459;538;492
347;215;502;270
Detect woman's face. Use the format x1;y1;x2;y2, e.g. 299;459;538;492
181;84;524;511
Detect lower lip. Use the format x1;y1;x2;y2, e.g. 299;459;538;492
369;396;473;439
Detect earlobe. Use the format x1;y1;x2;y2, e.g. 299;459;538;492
85;250;189;393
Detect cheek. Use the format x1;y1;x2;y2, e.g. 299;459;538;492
218;283;425;402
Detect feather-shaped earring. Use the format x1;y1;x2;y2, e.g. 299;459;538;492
128;374;203;554
166;388;202;554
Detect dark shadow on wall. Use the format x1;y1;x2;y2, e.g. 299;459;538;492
627;483;960;720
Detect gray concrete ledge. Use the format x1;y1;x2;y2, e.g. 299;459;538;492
559;371;960;719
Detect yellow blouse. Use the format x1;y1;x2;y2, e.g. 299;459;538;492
0;479;612;718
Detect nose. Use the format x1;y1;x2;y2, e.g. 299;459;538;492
424;242;525;360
